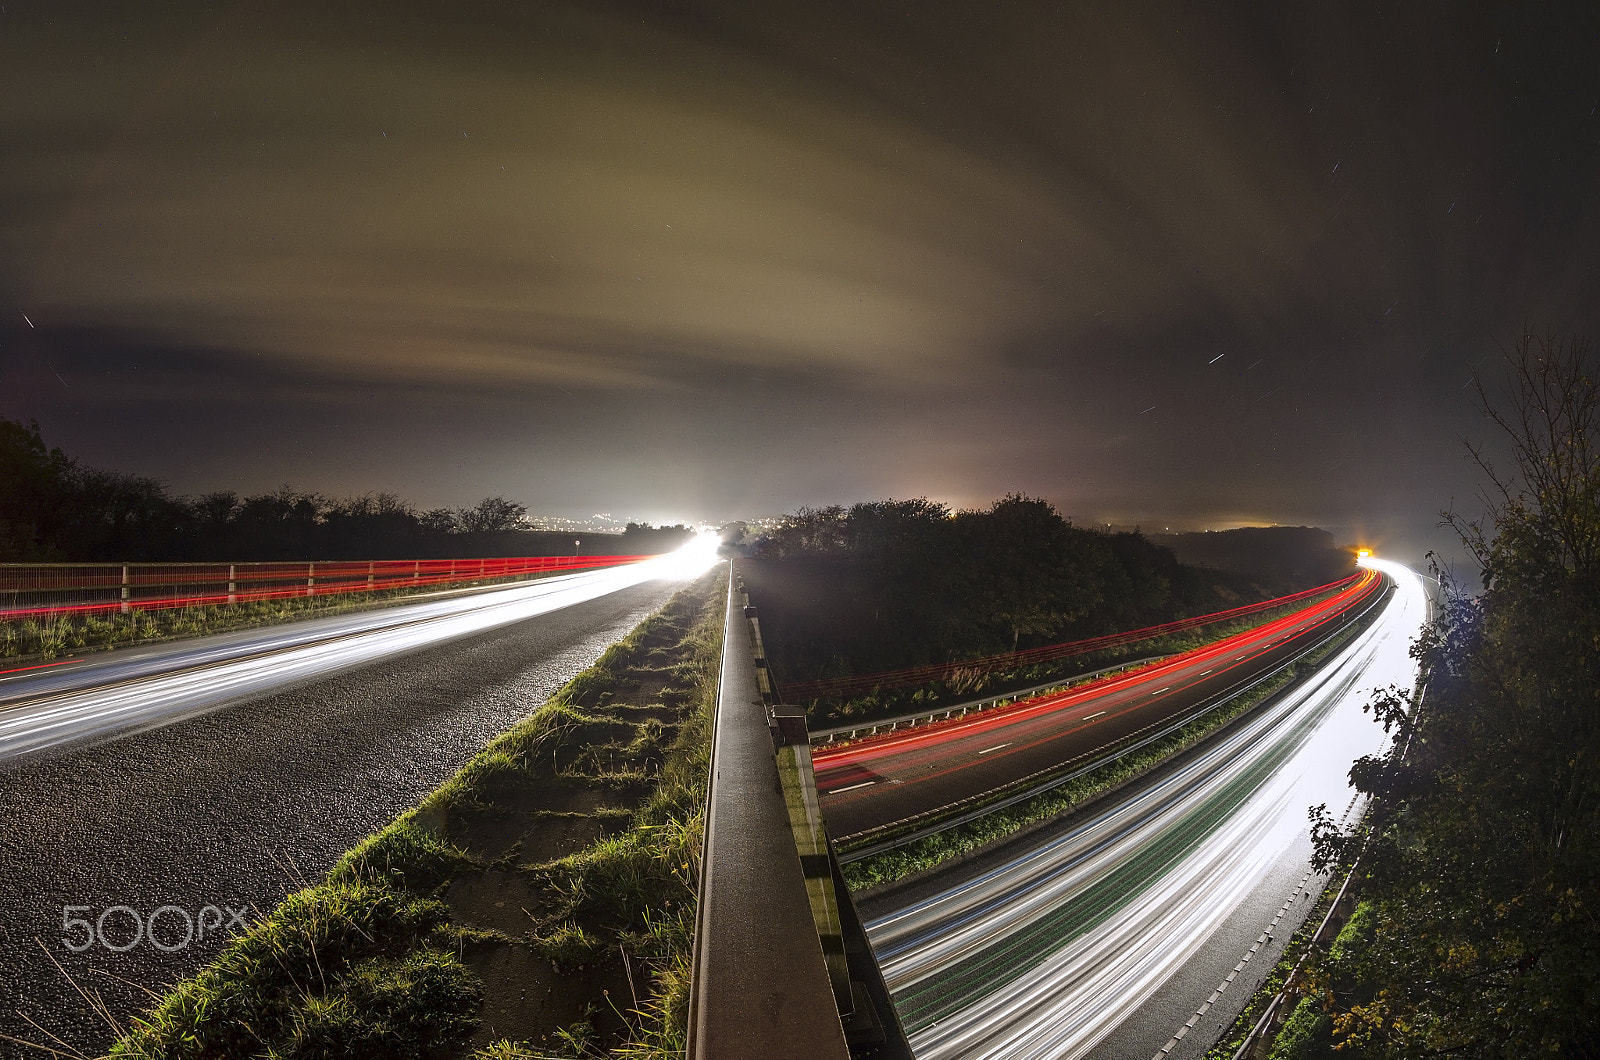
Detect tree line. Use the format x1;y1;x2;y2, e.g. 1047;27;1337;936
743;494;1335;695
0;417;691;562
1300;331;1599;1059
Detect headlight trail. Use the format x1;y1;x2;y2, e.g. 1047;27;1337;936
864;558;1424;1058
814;569;1383;843
0;543;719;763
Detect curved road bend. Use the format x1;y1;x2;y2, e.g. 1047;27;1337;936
856;559;1424;1059
814;569;1383;841
0;562;703;1057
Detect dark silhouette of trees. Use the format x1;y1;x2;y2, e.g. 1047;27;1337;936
1152;526;1352;586
746;494;1303;692
0;416;688;561
1309;330;1600;1059
0;418;71;561
456;495;529;533
970;494;1104;652
0;419;185;560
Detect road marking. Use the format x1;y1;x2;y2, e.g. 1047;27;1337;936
1083;710;1105;721
830;780;877;794
1197;669;1213;676
977;743;1011;755
1150;687;1171;695
1153;865;1321;1059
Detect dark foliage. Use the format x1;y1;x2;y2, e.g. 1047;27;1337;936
1307;330;1600;1059
0;417;692;561
745;493;1317;690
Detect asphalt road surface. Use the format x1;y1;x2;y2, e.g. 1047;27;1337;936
815;570;1383;841
0;565;696;1058
856;558;1424;1059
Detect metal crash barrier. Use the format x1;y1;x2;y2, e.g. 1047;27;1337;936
0;554;646;620
689;561;910;1060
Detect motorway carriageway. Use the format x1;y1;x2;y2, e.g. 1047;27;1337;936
860;558;1425;1059
813;568;1385;842
0;541;721;762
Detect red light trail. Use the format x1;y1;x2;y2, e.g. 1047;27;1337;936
0;555;650;621
784;574;1362;701
812;569;1383;840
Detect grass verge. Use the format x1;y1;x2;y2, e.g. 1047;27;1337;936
107;566;726;1060
0;569;589;663
807;580;1358;729
1202;880;1363;1060
842;594;1384;892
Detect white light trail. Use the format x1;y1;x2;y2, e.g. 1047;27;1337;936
868;557;1425;1059
0;548;718;762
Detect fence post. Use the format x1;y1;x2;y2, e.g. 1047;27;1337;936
413;559;420;584
307;562;315;597
228;564;237;605
367;561;374;593
121;565;131;615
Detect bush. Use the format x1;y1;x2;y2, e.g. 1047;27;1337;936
1269;997;1334;1060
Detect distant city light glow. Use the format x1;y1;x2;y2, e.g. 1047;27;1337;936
649;531;724;580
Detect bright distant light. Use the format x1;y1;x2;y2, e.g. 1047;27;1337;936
647;531;724;580
1356;548;1373;561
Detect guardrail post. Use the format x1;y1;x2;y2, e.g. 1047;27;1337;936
306;562;315;597
227;564;237;605
367;561;375;593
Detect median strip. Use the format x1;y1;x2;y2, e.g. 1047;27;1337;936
839;581;1392;892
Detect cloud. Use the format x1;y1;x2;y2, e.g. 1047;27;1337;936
3;0;1598;550
12;4;1112;392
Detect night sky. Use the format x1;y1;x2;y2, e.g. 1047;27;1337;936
4;1;1599;566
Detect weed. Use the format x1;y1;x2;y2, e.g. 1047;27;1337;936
531;922;605;971
110;879;475;1059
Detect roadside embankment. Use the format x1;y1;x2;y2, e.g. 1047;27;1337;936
105;568;725;1060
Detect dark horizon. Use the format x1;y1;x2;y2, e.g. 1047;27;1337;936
5;1;1599;573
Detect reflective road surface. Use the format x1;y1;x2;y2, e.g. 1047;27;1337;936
0;544;718;762
866;558;1425;1059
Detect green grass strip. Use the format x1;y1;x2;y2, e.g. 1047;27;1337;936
107;569;725;1060
1;569;578;662
893;700;1321;1031
842;598;1383;892
814;581;1357;728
